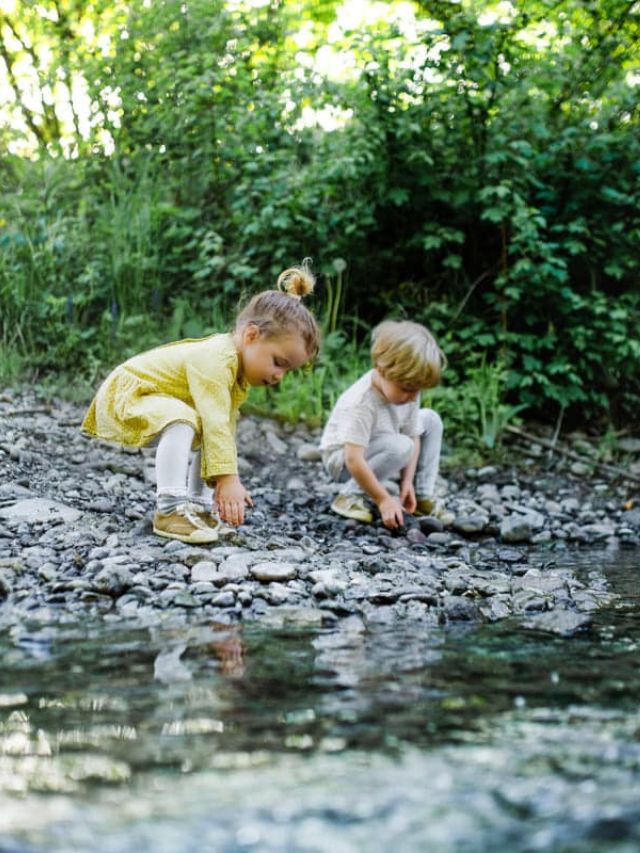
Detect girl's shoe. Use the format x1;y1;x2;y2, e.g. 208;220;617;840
191;508;235;538
414;497;455;527
331;494;374;523
153;505;219;544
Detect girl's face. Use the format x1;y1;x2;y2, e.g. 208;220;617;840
372;369;420;405
238;325;309;387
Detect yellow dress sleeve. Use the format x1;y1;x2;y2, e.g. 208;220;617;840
185;362;238;479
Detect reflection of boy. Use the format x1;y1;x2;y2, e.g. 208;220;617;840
320;320;451;529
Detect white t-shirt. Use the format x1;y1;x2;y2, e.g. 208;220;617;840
319;370;421;452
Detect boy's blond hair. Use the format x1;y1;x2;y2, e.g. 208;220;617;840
371;320;445;389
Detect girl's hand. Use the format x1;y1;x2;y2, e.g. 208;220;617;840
215;475;253;526
400;481;417;513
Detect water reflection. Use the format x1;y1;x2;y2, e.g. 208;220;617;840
0;549;638;850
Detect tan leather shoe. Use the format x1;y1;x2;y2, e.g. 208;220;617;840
331;494;374;523
153;505;219;544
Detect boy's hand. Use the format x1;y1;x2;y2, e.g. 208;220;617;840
377;495;405;529
215;475;253;526
400;481;417;513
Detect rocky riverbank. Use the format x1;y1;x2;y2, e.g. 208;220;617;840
1;390;639;637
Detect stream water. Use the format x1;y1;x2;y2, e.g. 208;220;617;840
1;548;639;852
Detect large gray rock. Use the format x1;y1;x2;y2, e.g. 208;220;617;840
522;610;591;636
191;561;223;583
217;554;258;581
0;498;82;524
500;514;536;543
621;508;640;528
92;566;133;596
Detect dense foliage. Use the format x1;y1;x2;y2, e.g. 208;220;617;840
1;0;639;430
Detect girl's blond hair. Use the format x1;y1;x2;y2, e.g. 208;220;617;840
235;259;320;359
371;319;446;389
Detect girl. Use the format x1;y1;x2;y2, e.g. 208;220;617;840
82;264;320;544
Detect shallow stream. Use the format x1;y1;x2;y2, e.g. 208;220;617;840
1;548;639;852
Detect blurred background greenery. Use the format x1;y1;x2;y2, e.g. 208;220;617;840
1;0;639;450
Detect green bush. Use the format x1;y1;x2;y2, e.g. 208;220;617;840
1;0;638;428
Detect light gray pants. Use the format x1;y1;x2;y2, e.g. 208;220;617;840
323;408;443;499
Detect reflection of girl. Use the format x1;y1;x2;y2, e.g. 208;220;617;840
210;626;245;679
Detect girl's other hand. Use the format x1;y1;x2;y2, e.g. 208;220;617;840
215;475;253;526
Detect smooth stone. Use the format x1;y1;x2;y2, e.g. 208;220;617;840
250;562;298;582
476;484;500;501
286;477;306;491
427;532;452;545
581;522;617;539
191;561;222;583
570;462;591;476
454;513;488;535
406;528;428;545
522;610;591;636
92;567;133;596
191;581;216;594
496;547;524;562
618;438;640;453
500;515;534;543
172;591;200;608
280;607;325;627
297;444;322;462
264;431;288;455
211;591;236;607
217;555;254;581
623;508;640;527
443;596;478;620
0;483;33;500
501;485;522;500
0;498;82;524
417;516;444;535
479;598;511;621
477;466;498;480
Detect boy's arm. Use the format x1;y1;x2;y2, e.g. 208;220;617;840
400;436;420;513
344;443;404;528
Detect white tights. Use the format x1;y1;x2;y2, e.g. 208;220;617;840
155;422;213;512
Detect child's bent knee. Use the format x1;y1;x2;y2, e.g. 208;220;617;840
419;408;443;435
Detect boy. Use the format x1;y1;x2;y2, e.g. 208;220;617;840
320;320;451;529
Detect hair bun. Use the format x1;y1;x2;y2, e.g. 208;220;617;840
277;258;315;299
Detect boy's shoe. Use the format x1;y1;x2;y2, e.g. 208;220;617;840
331;494;374;523
153;506;219;544
414;497;455;527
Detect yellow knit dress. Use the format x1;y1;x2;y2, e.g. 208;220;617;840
81;333;248;480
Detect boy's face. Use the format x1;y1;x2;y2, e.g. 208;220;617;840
373;370;421;406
